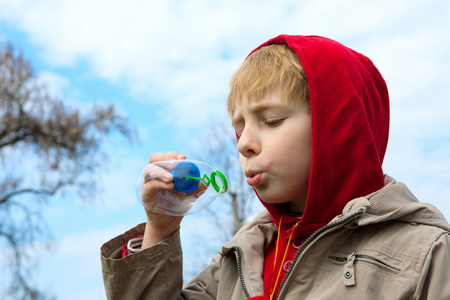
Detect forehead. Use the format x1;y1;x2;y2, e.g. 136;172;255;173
231;93;292;124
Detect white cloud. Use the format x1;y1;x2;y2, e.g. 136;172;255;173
1;0;448;129
0;1;380;125
37;71;71;98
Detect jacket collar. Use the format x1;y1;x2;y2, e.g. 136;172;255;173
341;175;450;231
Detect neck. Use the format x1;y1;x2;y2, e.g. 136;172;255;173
286;203;303;218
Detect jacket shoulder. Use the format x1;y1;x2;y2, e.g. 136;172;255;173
233;210;274;238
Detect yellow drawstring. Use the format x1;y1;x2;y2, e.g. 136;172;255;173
270;215;294;300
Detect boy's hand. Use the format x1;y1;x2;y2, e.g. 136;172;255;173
141;151;186;248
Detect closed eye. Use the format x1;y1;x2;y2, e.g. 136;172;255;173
265;119;284;127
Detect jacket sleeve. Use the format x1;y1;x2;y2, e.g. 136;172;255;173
101;223;222;300
101;223;184;300
415;231;450;299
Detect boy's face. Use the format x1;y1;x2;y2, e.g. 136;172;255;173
231;89;311;213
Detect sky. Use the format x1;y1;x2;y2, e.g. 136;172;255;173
0;0;449;299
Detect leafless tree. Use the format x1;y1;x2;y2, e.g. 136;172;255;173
0;42;134;299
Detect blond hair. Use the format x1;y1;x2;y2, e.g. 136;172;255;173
227;44;310;116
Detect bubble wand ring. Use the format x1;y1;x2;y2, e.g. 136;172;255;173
184;170;228;194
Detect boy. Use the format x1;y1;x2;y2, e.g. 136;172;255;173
101;35;450;299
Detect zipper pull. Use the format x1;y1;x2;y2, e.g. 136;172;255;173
343;252;356;286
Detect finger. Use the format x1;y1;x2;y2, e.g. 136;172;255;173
142;164;173;183
149;152;164;164
165;151;186;160
149;152;186;164
142;179;175;195
141;179;175;205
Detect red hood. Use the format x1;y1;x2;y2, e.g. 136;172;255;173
248;35;390;238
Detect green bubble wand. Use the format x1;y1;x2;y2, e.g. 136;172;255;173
184;170;228;194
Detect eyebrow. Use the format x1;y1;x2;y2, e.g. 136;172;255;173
248;102;288;112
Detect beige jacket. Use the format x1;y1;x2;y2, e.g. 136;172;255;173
101;176;450;299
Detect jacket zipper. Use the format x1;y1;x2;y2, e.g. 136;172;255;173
330;253;384;264
276;208;365;299
232;246;251;298
330;252;400;270
330;251;401;286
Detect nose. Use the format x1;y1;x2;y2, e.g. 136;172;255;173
237;127;260;157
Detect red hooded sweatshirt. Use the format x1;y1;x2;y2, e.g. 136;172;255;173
244;35;390;299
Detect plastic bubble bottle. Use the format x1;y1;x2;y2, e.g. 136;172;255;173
136;160;228;216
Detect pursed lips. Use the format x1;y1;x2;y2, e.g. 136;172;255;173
245;170;263;186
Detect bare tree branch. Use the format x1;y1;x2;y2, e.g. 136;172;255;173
0;41;134;299
0;186;60;205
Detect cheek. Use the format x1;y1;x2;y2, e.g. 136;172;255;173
275;135;311;177
239;154;245;170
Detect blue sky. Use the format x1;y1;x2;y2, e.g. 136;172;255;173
0;0;449;298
